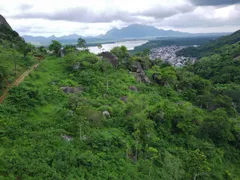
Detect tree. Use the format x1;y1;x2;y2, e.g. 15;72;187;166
187;149;211;180
199;109;234;144
77;38;86;48
64;45;76;54
0;66;7;90
110;46;129;67
141;48;151;56
49;40;62;57
39;46;47;53
97;59;113;91
19;43;34;59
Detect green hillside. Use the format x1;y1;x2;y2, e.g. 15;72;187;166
0;14;240;180
131;36;222;54
183;40;240;113
177;29;240;58
0;22;37;93
0;44;240;179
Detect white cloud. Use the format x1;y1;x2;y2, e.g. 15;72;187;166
0;0;240;36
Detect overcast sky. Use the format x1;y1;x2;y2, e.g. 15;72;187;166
1;0;240;37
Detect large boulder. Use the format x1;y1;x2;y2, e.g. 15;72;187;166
128;86;138;92
60;87;84;94
98;51;118;67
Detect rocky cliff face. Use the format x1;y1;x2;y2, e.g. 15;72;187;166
0;14;12;29
0;14;24;44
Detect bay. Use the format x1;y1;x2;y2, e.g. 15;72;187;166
87;40;148;54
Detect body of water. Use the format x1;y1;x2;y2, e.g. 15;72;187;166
88;40;148;54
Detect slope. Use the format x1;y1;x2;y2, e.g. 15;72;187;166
0;14;37;94
177;29;240;58
0;49;240;179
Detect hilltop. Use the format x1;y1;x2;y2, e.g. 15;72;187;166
177;29;240;58
0;14;24;45
0;14;12;30
0;14;37;93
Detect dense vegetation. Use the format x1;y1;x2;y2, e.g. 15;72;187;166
131;36;221;54
0;26;240;179
0;25;37;94
177;30;240;58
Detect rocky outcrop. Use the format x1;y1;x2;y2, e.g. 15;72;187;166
131;61;151;84
98;51;118;67
133;71;151;84
131;61;142;72
0;14;25;45
0;14;12;29
60;87;84;94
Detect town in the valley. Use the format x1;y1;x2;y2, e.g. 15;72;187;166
150;46;197;66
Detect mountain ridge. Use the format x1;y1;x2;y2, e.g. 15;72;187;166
98;24;191;39
177;29;240;58
22;24;231;45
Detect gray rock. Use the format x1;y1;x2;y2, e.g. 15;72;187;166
234;56;240;60
120;96;128;103
98;51;118;67
131;61;151;84
131;61;142;72
60;48;65;57
133;71;151;84
128;86;138;92
72;62;81;70
102;110;111;117
61;134;73;142
60;87;84;94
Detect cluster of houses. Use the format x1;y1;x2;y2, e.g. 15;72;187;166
150;46;197;67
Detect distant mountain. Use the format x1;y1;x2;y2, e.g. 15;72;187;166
22;34;103;46
177;29;240;58
22;24;231;46
23;34;82;44
99;24;191;39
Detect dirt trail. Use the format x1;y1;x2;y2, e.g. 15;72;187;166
0;63;39;103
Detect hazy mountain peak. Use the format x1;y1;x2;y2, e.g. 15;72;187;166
101;24;190;39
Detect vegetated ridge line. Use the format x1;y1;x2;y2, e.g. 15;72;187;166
0;63;39;103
